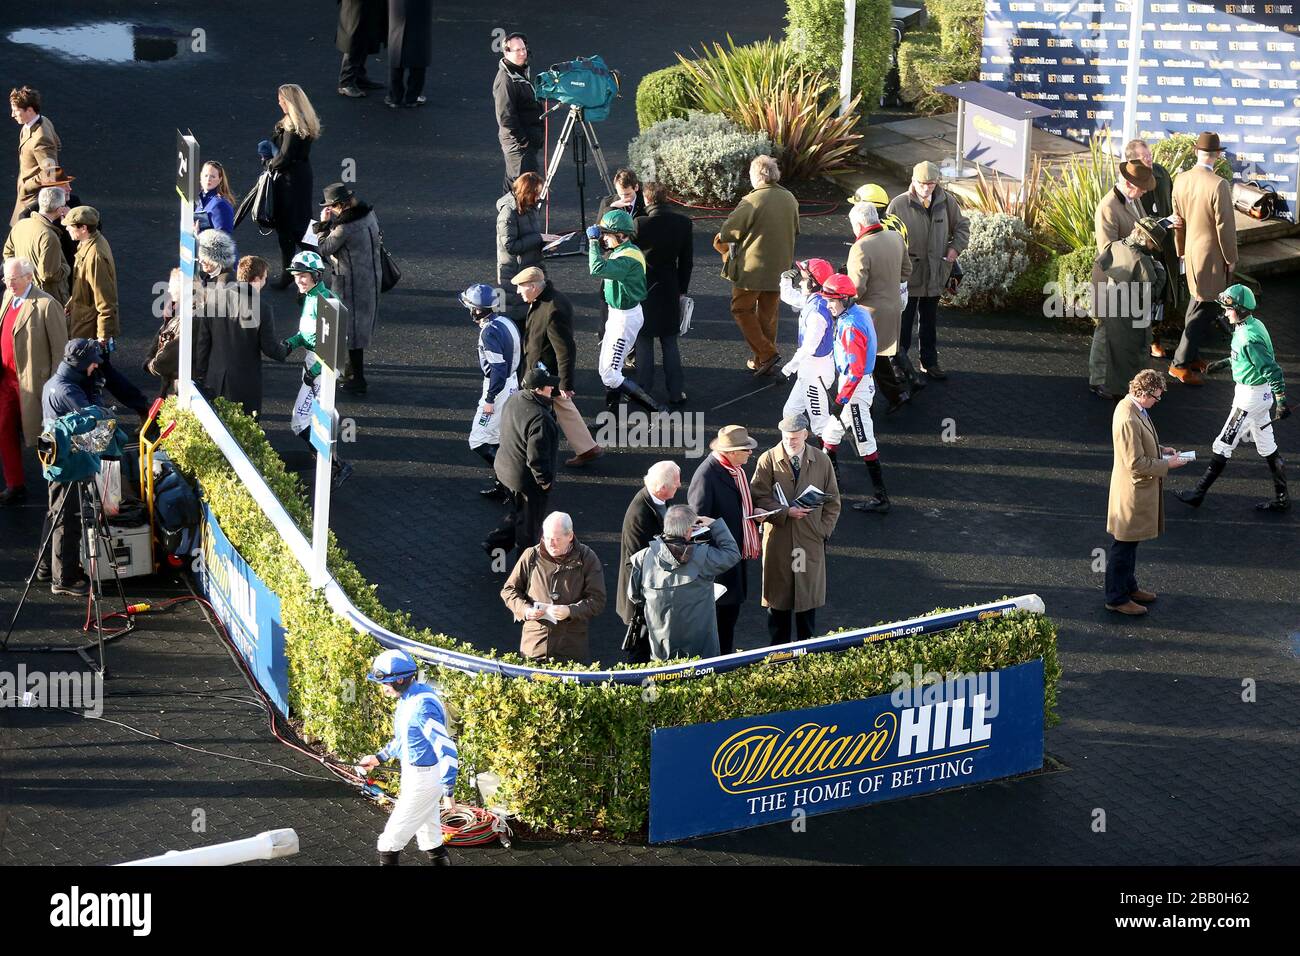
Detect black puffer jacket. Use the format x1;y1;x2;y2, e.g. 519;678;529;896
493;58;543;151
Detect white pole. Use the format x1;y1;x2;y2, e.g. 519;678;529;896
118;829;300;866
310;365;336;590
175;133;199;409
1121;0;1146;149
839;0;856;116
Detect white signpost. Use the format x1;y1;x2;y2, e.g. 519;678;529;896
175;130;199;406
839;0;857;116
1120;0;1147;150
308;297;347;589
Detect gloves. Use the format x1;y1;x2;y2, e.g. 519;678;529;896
829;400;845;419
256;139;275;161
781;362;796;381
302;368;317;387
586;225;603;240
1205;358;1230;374
1273;402;1291;423
781;269;798;285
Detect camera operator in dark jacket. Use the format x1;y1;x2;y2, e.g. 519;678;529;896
494;32;544;194
486;365;560;556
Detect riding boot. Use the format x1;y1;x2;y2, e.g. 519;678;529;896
896;354;925;391
854;458;891;513
1258;451;1290;512
1177;452;1227;507
604;387;623;415
826;448;841;484
340;349;367;394
619;378;666;414
378;850;401;866
426;845;453;866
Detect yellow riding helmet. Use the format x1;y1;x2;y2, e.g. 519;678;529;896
848;183;890;207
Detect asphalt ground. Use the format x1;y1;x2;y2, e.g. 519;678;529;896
1;1;1298;866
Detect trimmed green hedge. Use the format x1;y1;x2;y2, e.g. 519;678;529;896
786;0;893;111
898;0;984;114
164;397;1061;838
635;63;697;131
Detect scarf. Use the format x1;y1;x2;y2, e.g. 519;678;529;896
854;223;884;241
715;451;760;559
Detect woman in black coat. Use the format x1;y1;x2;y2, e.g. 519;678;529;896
386;0;434;108
688;427;761;654
267;84;321;286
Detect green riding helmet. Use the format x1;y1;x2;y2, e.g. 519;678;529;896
598;209;636;235
1217;283;1256;314
288;250;327;275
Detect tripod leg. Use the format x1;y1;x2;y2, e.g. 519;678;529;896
582;119;615;196
540;108;577;203
82;480;134;675
1;483;72;650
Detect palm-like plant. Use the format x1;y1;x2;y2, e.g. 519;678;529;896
969;156;1044;232
677;37;863;180
1038;128;1117;252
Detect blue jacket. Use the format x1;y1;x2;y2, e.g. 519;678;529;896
42;361;101;421
197;191;236;243
477;316;521;404
377;681;459;789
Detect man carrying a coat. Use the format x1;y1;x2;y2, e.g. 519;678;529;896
9;86;60;228
716;155;800;378
848;202;912;413
749;414;841;644
617;460;681;663
886;162;969;384
628;505;741;661
0;256;68;506
1106;369;1189;615
1169;131;1238;386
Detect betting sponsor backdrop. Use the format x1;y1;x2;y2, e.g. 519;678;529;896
648;659;1045;843
982;1;1300;217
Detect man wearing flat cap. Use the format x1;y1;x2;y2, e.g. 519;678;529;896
63;205;149;417
688;424;762;654
1089;217;1172;399
1169;131;1238;386
749;414;841;644
486;363;561;558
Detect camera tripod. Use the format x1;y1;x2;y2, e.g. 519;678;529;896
1;477;135;674
540;103;616;242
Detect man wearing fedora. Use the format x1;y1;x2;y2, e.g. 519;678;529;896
1125;138;1185;359
312;182;381;395
1095;160;1153;252
9;86;60;229
4;184;70;302
749;414;841;645
1170;131;1237;386
688;424;763;654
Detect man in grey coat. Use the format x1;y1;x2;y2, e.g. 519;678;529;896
313;182;381;394
628;504;741;661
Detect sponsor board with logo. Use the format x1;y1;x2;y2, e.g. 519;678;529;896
983;0;1300;214
648;659;1045;843
197;502;289;716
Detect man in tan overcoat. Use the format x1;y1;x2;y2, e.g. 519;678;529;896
9;86;61;228
1095;160;1152;250
749;413;841;644
1169;131;1237;385
715;154;800;377
848;202;912;412
0;257;68;504
3;184;70;302
1105;369;1189;615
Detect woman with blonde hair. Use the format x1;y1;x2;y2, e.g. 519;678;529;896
266;84;321;287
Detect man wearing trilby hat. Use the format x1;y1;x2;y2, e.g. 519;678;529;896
1169;131;1238;387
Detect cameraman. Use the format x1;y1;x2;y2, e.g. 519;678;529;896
494;32;544;194
38;337;104;596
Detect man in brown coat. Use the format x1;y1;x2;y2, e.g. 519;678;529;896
9;86;60;228
1095;161;1152;250
0;256;68;504
1170;132;1237;385
848;202;912;412
500;511;606;663
1105;369;1189;615
749;414;841;644
715;155;800;377
3;184;70;302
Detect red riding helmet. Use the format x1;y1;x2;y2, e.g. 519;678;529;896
797;258;835;289
820;274;858;299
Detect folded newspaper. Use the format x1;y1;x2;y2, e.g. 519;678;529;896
774;484;831;509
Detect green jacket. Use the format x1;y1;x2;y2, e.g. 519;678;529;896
284;281;336;377
589;239;647;310
1230;316;1286;401
716;182;800;291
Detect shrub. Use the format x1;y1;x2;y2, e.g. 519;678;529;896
1149;133;1234;181
677;37;862;180
1010;253;1059;309
635;63;697;131
896;0;982;114
786;0;894;110
1039;129;1117;252
968;158;1045;232
628;111;773;205
947;213;1031;309
161;397;1061;838
1055;243;1096;320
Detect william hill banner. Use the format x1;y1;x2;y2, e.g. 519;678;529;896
981;1;1300;216
648;659;1045;843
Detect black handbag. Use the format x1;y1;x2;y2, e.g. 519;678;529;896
234;169;277;234
379;231;400;292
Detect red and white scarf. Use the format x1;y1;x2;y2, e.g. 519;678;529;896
715;452;760;559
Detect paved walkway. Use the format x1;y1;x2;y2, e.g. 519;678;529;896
1;1;1298;865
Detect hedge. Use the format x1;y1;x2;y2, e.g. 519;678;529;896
635;63;697;131
786;0;893;111
162;397;1061;838
897;0;983;114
